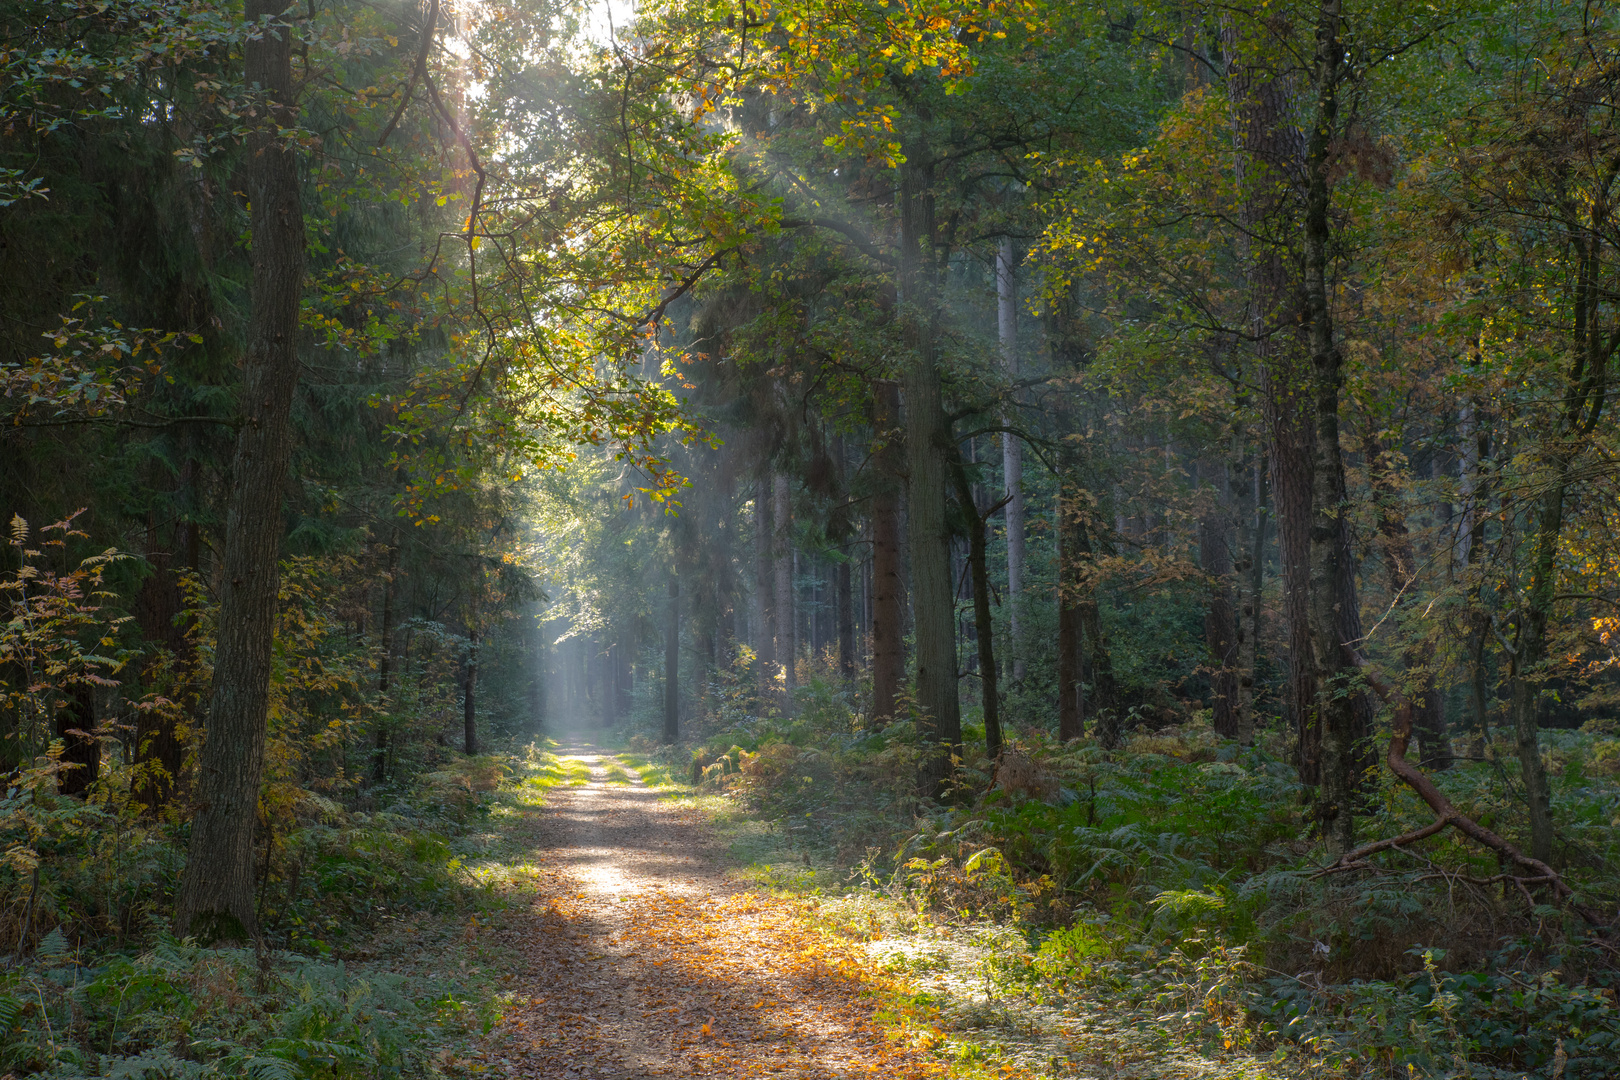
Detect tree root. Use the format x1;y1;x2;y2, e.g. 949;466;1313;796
1319;652;1610;929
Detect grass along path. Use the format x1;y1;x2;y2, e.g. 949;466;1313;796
485;739;940;1079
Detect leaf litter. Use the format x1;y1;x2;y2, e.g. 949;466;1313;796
483;743;942;1079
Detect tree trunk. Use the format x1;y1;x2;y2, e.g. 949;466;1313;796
752;473;775;696
898;152;960;795
371;539;397;784
1302;0;1360;852
950;454;1001;760
174;0;305;943
1369;438;1449;768
1056;480;1085;743
773;473;795;697
837;557;855;679
463;627;479;755
602;640;618;728
664;577;680;743
997;237;1026;684
1240;454;1267;745
1199;471;1241;739
870;381;905;725
530;616;546;733
1223;11;1315;780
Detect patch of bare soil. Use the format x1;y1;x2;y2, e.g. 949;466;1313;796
486;742;939;1079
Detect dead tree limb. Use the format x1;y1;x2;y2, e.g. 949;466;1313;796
1322;651;1609;928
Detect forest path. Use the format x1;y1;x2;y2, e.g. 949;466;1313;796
491;738;936;1079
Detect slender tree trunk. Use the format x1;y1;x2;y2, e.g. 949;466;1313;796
1302;1;1360;852
1057;482;1084;743
541;615;554;735
1506;214;1608;863
837;558;855;679
664;577;680;743
371;540;397;784
950;454;1001;759
898;151;960;794
174;0;305;943
1510;476;1566;863
906;348;960;787
1199;466;1241;739
463;627;479;755
1275;430;1316;777
870;382;905;725
1458;402;1492;750
997;237;1026;684
1369;438;1449;768
602;640;618;728
773;473;795;697
1241;455;1267;745
753;473;775;696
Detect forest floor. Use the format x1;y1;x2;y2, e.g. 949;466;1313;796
476;738;943;1079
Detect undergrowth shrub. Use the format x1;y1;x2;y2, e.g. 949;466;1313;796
0;935;497;1078
633;648;1620;1077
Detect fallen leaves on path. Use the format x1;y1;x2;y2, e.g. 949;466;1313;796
484;749;946;1079
610;889;944;1078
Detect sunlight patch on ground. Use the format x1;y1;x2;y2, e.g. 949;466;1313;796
801;892;1302;1079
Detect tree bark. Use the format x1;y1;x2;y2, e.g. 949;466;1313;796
997;237;1026;684
174;0;305;943
602;640;618;728
773;473;795;696
898;151;960;794
950;453;1001;760
1241;455;1267;745
1510;472;1569;862
1056;480;1085;743
1302;0;1361;852
371;539;397;784
870;381;905;725
1223;11;1315;779
1369;438;1449;768
664;577;680;743
1199;471;1241;739
752;473;775;697
1457;402;1491;750
837;558;855;679
463;627;479;755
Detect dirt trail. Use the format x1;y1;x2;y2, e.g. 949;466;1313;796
492;741;935;1079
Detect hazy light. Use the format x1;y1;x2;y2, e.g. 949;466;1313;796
582;0;637;47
